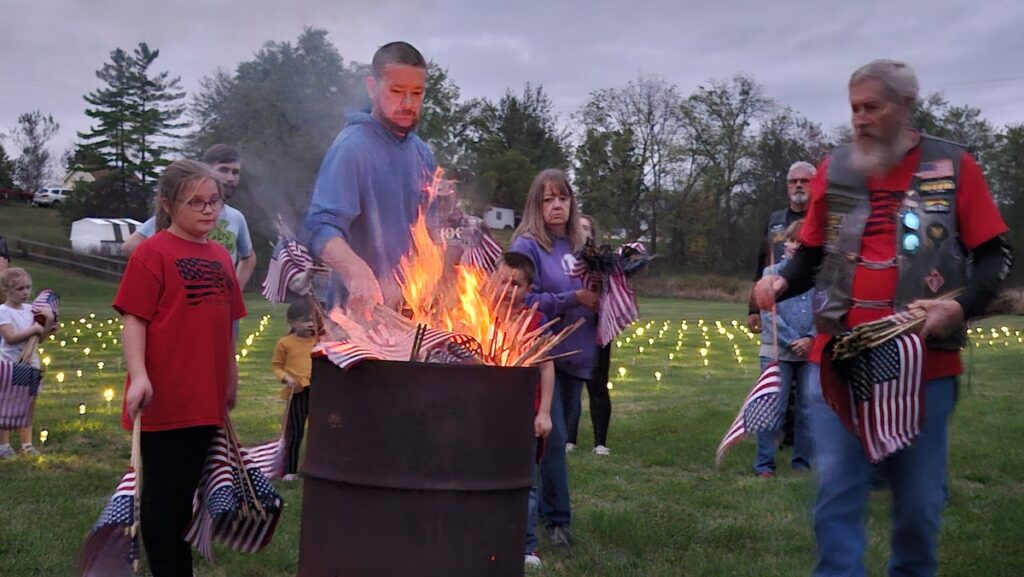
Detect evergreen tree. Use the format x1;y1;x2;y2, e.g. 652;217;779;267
11;110;60;195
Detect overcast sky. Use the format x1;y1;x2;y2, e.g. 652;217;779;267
2;0;1023;176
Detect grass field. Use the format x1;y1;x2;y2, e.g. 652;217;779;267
0;262;1022;576
0;204;71;247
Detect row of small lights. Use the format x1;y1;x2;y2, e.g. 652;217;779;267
33;314;273;446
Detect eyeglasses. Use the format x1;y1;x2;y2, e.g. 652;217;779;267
901;211;920;252
182;196;224;213
787;178;811;185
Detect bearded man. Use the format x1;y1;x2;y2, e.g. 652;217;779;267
754;59;1012;577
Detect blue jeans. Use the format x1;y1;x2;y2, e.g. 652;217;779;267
807;369;956;577
539;371;573;527
754;358;815;474
525;461;540;554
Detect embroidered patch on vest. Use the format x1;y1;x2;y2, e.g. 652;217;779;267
925;269;945;293
813;290;829;313
919;179;955;193
927;223;949;243
915;158;954;179
924;198;951;213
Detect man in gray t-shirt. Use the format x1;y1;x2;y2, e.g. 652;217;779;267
121;144;256;288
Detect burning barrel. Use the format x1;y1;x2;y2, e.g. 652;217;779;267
298;357;539;577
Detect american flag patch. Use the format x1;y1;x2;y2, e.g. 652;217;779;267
915;158;954;180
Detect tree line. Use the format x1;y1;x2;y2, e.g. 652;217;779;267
3;27;1022;281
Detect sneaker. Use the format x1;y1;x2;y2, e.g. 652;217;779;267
565;442;576;453
0;445;14;460
593;445;611;456
546;524;571;547
20;444;39;456
282;473;299;481
756;471;776;479
524;552;542;569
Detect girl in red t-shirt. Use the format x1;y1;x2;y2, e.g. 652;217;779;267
113;159;246;576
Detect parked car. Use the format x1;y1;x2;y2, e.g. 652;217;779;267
33;187;72;207
0;187;33;203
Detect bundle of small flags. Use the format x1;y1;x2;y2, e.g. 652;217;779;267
573;240;651;346
313;325;457;370
823;333;924;462
185;423;284;561
262;237;316;304
0;359;42;430
715;363;783;466
18;288;59;364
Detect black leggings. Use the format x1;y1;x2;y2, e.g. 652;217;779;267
140;425;217;577
565;345;612;447
284;388;310;474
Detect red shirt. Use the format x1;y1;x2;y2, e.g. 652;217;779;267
802;143;1007;381
114;231;247;431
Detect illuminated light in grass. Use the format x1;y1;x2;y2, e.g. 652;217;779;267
703;359;709;367
89;313;96;319
56;372;65;384
79;318;86;324
83;347;91;356
618;367;627;378
86;323;93;330
60;322;66;328
607;381;614;390
668;353;674;361
103;388;114;402
119;325;124;330
76;370;83;378
699;348;708;358
40;429;48;444
97;361;104;371
235;354;241;362
615;341;622;348
241;349;249;357
648;338;654;345
42;356;51;367
101;344;107;349
635;327;645;337
48;334;55;341
112;338;118;345
638;346;644;354
78;403;87;416
654;371;662;382
72;337;78;343
737;356;744;364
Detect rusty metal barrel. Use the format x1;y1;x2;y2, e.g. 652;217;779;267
298;357;539;577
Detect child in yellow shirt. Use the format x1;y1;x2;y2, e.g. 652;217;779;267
271;298;316;481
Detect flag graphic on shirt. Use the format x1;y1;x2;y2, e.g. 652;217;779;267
175;257;233;305
845;334;924;462
0;359;42;430
716;363;783;466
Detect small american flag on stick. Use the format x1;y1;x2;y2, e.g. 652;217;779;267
262;238;316;304
0;360;42;430
716;363;784;466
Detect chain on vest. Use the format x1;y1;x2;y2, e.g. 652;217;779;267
814;135;968;350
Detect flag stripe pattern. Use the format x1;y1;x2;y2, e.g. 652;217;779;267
313;327;459;369
185;430;284;561
0;360;42;430
31;289;60;323
848;333;924;462
80;468;140;574
716;363;783;466
460;232;503;273
262;238;315;304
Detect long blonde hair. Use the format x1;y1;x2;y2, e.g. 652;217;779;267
0;267;31;304
512;168;583;253
154;159;224;232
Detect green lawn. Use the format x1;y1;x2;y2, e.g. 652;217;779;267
1;262;1022;576
0;203;71;247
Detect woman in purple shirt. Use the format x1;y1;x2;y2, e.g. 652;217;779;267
508;169;599;549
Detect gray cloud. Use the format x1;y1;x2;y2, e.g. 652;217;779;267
2;0;1023;175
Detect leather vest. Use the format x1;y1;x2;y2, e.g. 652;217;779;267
814;135;968;350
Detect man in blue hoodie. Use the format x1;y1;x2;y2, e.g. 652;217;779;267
304;41;436;316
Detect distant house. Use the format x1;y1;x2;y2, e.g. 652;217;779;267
484;206;516;230
63;170;96;190
70;218;143;256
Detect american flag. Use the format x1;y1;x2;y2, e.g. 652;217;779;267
31;289;60;324
185;430;284;561
716;363;783;466
845;334;923;462
314;327;458;369
262;237;316;304
460;232;503;273
245;436;285;481
915;158;954;180
0;360;42;430
79;469;139;576
570;243;644;346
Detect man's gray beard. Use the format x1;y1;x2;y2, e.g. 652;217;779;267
791;192;808;205
851;130;914;176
